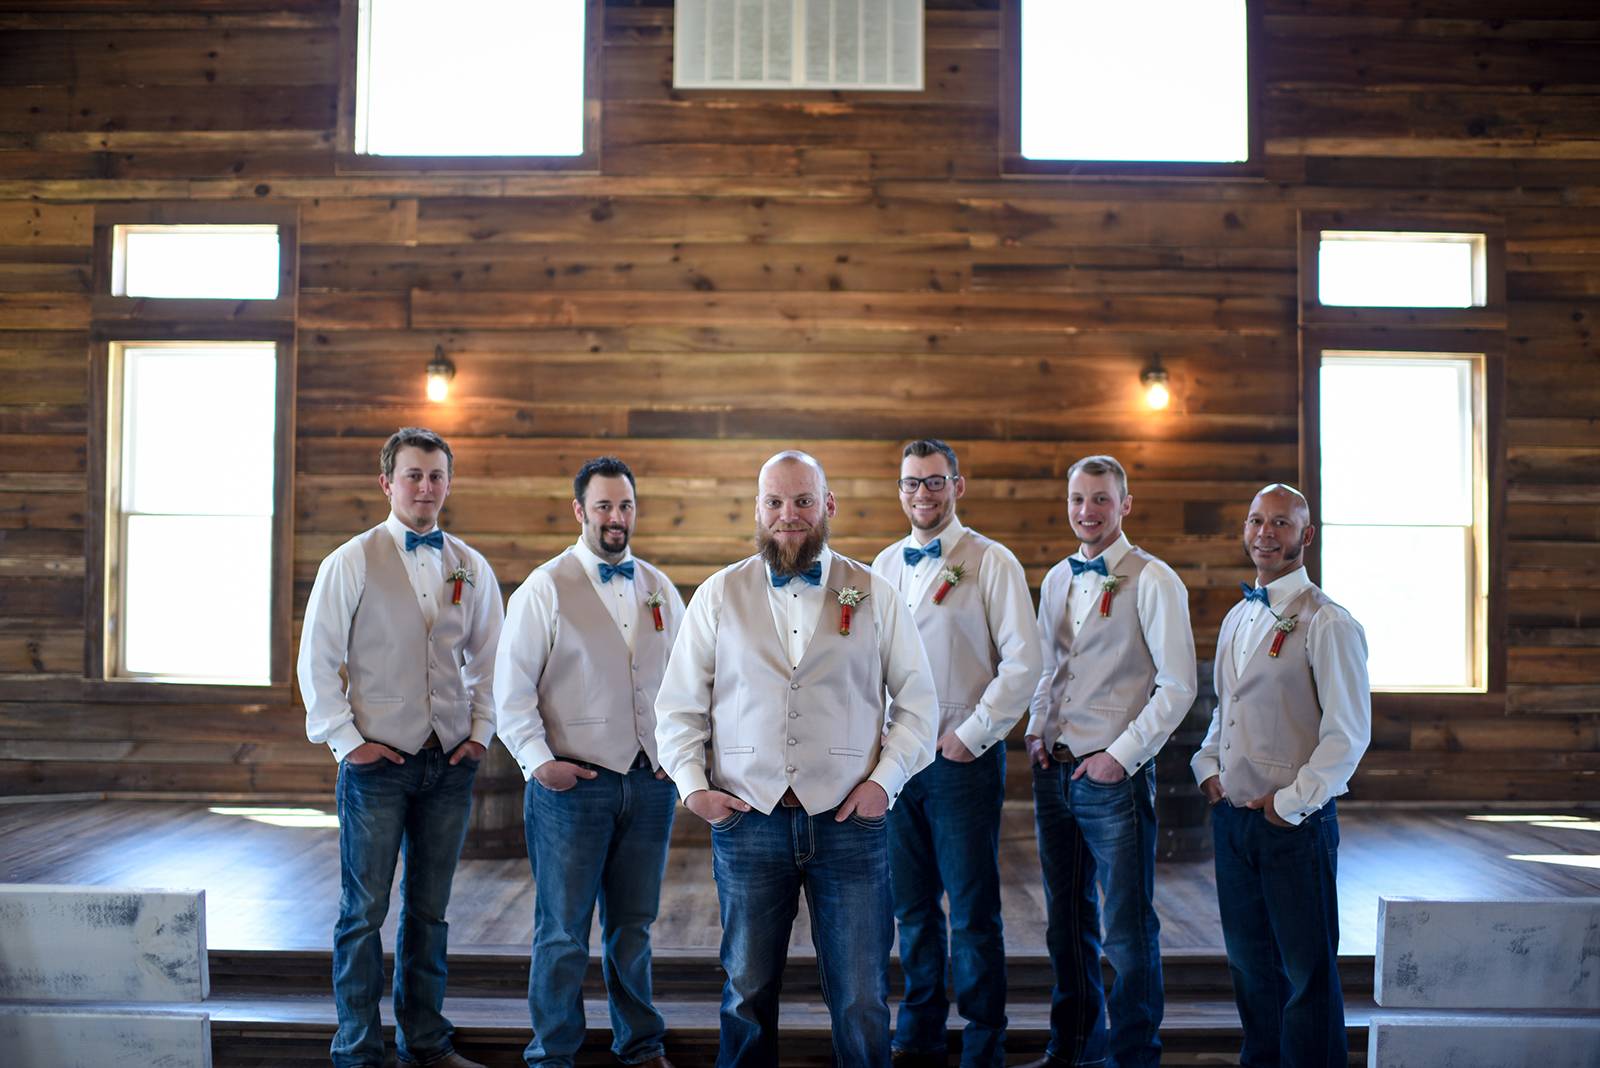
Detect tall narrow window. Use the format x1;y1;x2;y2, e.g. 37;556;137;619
1319;354;1486;690
112;343;279;683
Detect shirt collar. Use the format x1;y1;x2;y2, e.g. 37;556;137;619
1258;566;1311;610
1071;531;1132;575
572;537;633;575
905;515;966;556
766;545;833;587
385;512;439;552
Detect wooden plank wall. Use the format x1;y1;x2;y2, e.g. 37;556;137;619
0;0;1596;802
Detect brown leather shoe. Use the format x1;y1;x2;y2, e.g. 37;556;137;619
398;1053;486;1068
629;1058;676;1068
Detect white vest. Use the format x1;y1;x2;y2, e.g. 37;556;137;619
1214;584;1334;804
707;554;886;815
534;550;673;773
1039;548;1158;757
877;531;1000;737
345;525;474;754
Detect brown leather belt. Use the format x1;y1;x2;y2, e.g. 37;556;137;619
421;732;442;750
779;787;802;808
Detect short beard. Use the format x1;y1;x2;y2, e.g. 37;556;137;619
588;522;630;562
757;515;830;576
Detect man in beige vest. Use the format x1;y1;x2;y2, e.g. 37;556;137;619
1023;454;1196;1068
872;439;1042;1068
655;450;939;1068
495;456;683;1068
1192;484;1370;1067
300;427;503;1068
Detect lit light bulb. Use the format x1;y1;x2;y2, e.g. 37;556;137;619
426;369;451;403
1141;367;1170;410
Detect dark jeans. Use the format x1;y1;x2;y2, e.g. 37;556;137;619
888;743;1008;1067
1212;800;1345;1068
522;762;677;1067
710;803;894;1068
332;748;478;1068
1032;756;1163;1068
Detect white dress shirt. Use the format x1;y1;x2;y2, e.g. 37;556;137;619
655;546;939;806
874;517;1043;755
495;541;685;774
300;512;502;758
1029;532;1198;773
1193;566;1372;824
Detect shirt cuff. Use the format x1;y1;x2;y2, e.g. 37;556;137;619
671;763;711;800
1274;788;1315;826
1024;712;1048;739
868;765;910;809
1105;735;1149;776
1190;751;1221;787
953;717;995;757
513;739;557;782
326;723;367;763
468;716;496;750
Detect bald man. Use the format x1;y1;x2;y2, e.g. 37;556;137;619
656;451;939;1068
1191;484;1371;1067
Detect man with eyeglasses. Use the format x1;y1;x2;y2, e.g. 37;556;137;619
1022;454;1197;1068
870;439;1042;1068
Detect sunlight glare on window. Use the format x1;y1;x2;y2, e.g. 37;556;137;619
117;226;280;299
1021;0;1248;163
1318;232;1484;307
358;0;586;156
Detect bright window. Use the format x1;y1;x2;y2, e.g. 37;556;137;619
112;225;281;299
354;0;587;156
1019;0;1249;163
1318;231;1487;308
1319;354;1486;690
112;343;278;684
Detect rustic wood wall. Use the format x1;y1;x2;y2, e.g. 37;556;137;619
1;1;1596;802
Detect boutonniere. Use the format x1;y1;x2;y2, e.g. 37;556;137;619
644;589;666;632
1268;613;1299;657
447;566;475;605
834;586;868;636
1098;573;1128;617
932;563;967;605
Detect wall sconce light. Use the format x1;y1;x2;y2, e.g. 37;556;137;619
1141;358;1170;411
426;346;455;403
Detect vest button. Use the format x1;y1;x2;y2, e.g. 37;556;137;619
788;712;798;718
1068;673;1075;680
786;766;796;774
1064;697;1071;704
1223;742;1231;750
790;682;800;690
788;738;797;745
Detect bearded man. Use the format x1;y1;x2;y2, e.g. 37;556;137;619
655;450;939;1068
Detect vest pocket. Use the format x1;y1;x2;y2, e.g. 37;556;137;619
569;717;608;726
720;745;755;755
829;746;865;757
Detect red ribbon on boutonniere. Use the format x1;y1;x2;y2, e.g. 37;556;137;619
932;563;966;605
447;566;475;606
1098;573;1128;617
1268;613;1299;657
834;586;868;636
644;589;666;632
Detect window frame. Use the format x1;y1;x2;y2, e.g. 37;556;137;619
999;0;1265;178
87;203;298;702
334;0;604;174
1297;210;1507;693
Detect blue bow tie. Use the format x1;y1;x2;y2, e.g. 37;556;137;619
903;540;942;567
771;562;823;588
405;529;444;552
1069;556;1108;577
598;560;635;583
1240;583;1271;606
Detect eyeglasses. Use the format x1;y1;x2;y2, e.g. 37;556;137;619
897;475;950;493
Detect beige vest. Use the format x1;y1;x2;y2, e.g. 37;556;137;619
345;525;474;754
1214;585;1333;804
535;550;673;773
1040;549;1158;757
708;554;886;815
878;531;1000;736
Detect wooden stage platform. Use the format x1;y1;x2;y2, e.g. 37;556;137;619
3;797;1598;1065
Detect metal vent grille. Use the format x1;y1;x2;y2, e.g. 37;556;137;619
674;0;923;91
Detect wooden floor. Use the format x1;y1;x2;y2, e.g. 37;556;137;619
3;797;1598;958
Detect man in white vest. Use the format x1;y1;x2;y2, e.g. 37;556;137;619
871;439;1042;1068
656;450;939;1068
1192;484;1370;1067
495;456;683;1068
300;427;503;1068
1022;454;1196;1068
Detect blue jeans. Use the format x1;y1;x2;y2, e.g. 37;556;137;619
332;748;478;1068
1212;800;1344;1068
711;803;894;1068
523;762;677;1067
1032;756;1162;1068
889;743;1008;1067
